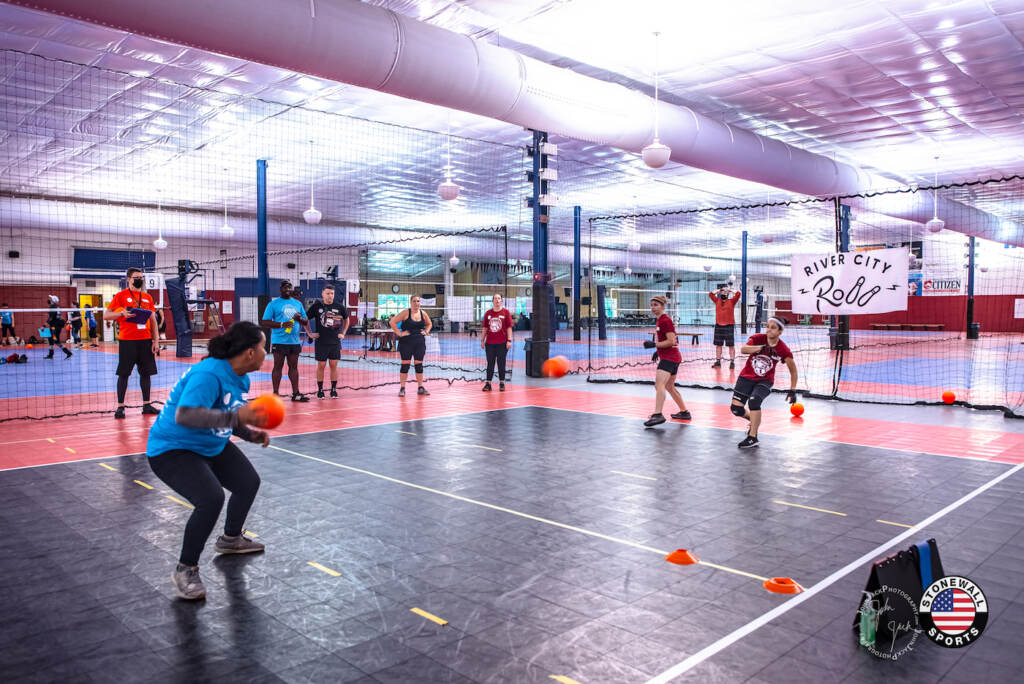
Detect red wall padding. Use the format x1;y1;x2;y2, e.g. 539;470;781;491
775;295;1024;333
0;285;78;340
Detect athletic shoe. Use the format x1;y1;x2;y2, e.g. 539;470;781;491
44;352;54;359
738;434;759;449
141;403;160;416
482;383;492;392
171;564;206;600
316;389;325;399
711;360;721;368
291;393;310;402
644;413;666;427
671;411;692;420
329;388;338;398
214;534;265;555
63;348;72;359
729;360;735;369
418;386;430;396
499;383;505;392
114;407;125;419
398;387;406;397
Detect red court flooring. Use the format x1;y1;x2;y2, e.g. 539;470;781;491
2;382;1023;471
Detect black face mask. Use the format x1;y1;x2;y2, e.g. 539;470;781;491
132;278;144;289
718;292;728;300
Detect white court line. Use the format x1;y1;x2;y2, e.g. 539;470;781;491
611;470;657;481
646;459;1024;683
0;406;528;472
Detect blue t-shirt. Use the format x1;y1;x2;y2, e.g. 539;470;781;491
262;297;307;345
1;311;11;325
146;358;250;458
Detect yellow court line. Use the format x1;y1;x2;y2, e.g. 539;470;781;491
396;430;417;436
610;470;657;481
133;480;153;490
166;495;194;510
772;500;847;517
99;463;116;471
243;530;258;538
307;561;340;577
410;607;448;626
270;444;770;584
549;676;583;684
471;444;502;452
65;447;76;454
877;519;914;528
46;438;55;443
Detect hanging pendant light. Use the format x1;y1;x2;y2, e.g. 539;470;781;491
220;190;234;237
439;111;461;200
926;157;944;233
153;198;168;250
763;191;775;243
303;140;322;224
642;32;671;169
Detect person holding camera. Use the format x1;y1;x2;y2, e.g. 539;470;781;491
709;282;742;369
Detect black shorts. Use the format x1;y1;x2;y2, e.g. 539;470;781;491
398;335;426;361
1;324;14;336
314;345;340;362
656;358;680;375
713;324;735;347
733;376;772;406
117;339;157;377
272;343;301;357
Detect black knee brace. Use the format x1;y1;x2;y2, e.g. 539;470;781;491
748;396;763;411
414;363;423;374
400;363;410;374
730;403;747;417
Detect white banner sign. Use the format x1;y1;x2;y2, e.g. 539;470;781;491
1015;298;1024;319
790;248;909;315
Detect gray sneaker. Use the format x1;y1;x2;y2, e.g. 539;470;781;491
172;564;206;600
417;386;430;396
214;534;265;555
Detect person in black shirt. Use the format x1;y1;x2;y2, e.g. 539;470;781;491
44;295;72;359
305;284;349;398
68;305;83;348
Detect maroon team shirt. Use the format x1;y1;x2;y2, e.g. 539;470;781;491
739;333;793;383
655;314;682;363
483;308;513;344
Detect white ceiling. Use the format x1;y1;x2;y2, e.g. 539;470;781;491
1;0;1023;260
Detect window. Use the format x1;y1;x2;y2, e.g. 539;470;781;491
475;295;493;321
377;293;409;317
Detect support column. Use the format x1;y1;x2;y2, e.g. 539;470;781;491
444;263;455;332
740;230;748;335
256;159;269;297
526;130;551;375
833;200;851;350
966;236;978;339
573;205;581;341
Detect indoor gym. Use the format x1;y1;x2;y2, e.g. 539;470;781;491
1;1;1024;683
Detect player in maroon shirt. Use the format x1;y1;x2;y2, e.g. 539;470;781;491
731;316;799;448
643;296;691;427
481;293;514;391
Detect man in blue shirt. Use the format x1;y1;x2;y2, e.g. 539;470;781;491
1;304;15;345
261;279;309;402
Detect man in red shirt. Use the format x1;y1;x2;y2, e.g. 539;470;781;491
481;293;514;391
730;316;799;448
709;284;742;369
106;267;160;419
642;296;691;427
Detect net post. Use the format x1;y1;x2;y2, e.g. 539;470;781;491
573;205;582;341
966;235;978;339
741;229;748;335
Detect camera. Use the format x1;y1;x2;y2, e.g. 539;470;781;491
754;285;764;294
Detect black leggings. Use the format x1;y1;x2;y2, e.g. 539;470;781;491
117;374;151;404
148;442;260;566
485;343;508;382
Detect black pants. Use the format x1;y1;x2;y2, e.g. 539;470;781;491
485;343;508;382
148;442;260;566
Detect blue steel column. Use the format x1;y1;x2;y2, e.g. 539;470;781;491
835;202;851;350
573;205;581;341
740;230;748;335
531;130;548;275
257;159;269;297
966;236;978;339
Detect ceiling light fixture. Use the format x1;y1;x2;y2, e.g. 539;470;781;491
439;111;461;200
641;32;671;169
926;156;945;233
220;177;234;237
153;195;168;250
303;140;322;225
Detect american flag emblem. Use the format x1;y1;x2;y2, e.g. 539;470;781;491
931;588;976;635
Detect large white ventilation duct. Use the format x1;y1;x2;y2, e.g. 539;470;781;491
8;0;1022;245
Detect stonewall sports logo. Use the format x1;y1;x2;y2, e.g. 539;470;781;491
918;575;988;648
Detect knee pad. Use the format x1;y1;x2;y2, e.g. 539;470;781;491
730;403;747;417
414;363;424;374
748;397;763;412
400;363;410;374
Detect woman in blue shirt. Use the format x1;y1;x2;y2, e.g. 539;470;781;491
147;321;270;600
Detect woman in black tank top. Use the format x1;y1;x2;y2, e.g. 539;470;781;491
389;295;432;397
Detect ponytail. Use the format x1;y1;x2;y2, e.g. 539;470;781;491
208;321;263;359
